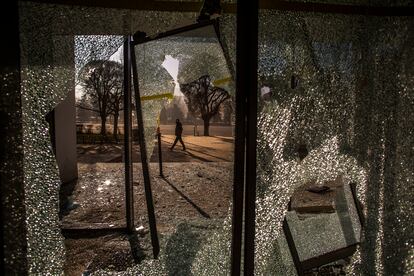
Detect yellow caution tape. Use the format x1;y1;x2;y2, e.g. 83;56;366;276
140;77;231;102
140;92;174;101
213;77;232;86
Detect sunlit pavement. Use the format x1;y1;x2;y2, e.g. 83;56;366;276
76;135;234;163
61;162;232;275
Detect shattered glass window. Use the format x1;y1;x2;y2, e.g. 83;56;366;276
17;1;202;274
134;25;234;157
18;4;236;273
255;10;413;276
131;22;236;275
15;0;413;275
57;35;128;231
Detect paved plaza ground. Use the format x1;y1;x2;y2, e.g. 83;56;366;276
62;162;233;275
62;132;234;274
77;135;234;163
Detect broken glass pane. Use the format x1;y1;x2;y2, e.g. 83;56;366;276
57;37;128;232
17;0;413;274
133;24;234;158
132;22;235;275
255;9;414;276
18;1;199;273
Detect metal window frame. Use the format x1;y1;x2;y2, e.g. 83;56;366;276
23;0;414;16
128;37;161;259
123;36;134;234
129;18;246;273
236;1;259;276
131;19;219;45
6;0;413;275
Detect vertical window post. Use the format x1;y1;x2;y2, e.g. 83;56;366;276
123;35;134;233
238;0;259;275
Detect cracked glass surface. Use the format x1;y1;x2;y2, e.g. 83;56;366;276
133;24;234;157
255;10;413;276
128;23;235;275
16;0;413;275
18;1;198;274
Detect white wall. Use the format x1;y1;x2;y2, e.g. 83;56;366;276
54;89;78;183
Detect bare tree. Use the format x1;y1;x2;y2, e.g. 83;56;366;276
78;60;123;136
108;80;123;141
180;75;230;136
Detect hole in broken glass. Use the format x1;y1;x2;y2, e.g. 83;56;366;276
58;35;135;273
284;175;363;274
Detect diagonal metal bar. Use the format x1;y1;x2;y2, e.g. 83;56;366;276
130;38;160;259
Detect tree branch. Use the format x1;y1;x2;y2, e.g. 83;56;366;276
76;104;100;113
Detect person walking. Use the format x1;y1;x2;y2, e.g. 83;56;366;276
170;119;186;151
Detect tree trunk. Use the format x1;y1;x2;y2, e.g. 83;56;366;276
100;116;107;136
113;112;119;142
203;118;210;136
